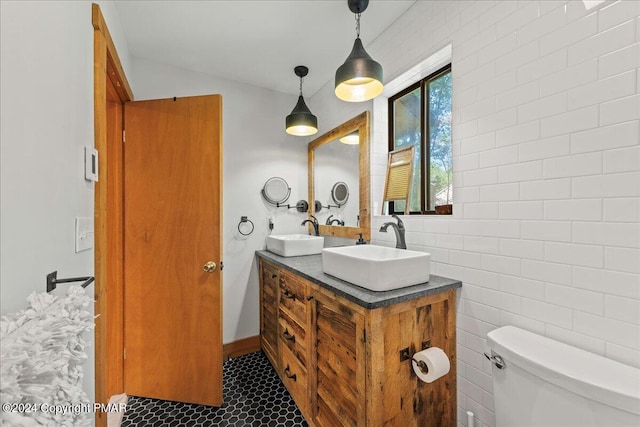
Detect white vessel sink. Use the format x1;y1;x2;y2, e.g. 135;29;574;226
322;245;431;291
266;234;324;257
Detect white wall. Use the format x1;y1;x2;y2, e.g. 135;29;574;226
0;0;132;413
310;1;640;426
130;57;309;343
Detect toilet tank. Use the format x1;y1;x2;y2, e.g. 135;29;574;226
487;326;640;427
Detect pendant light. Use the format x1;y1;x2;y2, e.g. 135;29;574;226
286;66;318;136
335;0;383;102
339;130;359;145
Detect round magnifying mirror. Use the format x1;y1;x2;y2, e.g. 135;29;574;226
331;182;349;206
261;177;291;205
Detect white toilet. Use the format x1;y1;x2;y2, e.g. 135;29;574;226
487;326;640;427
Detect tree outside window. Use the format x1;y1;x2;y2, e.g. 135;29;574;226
388;65;452;214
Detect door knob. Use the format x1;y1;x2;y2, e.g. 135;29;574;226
203;261;217;272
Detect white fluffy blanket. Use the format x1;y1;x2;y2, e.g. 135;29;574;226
1;286;94;426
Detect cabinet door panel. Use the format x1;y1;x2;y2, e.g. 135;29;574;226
312;295;364;427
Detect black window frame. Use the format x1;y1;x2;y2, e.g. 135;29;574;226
388;63;452;215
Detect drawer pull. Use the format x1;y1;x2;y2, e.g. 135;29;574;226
282;290;296;300
271;273;277;279
282;329;296;343
284;364;297;381
306;295;314;301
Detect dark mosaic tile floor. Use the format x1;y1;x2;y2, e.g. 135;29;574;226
121;351;308;427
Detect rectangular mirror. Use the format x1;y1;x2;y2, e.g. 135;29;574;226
308;111;370;241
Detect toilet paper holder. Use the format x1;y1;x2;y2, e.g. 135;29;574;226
412;357;429;375
400;340;431;375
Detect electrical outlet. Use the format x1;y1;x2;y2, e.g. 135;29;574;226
75;217;94;253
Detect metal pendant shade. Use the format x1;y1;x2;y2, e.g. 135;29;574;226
286;66;318;136
286;95;318;136
335;37;383;102
335;0;383;102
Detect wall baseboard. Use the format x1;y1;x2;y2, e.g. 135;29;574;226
223;335;261;360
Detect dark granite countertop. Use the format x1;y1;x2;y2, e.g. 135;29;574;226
256;250;461;309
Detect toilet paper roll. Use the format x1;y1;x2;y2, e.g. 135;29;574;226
412;347;450;383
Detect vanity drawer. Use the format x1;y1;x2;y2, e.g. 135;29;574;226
278;308;307;368
261;261;279;287
280;341;308;413
279;271;308;325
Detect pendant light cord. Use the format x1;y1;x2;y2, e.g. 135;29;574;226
355;12;361;38
299;76;303;96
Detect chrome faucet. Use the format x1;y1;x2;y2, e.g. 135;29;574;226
379;214;406;249
301;215;319;236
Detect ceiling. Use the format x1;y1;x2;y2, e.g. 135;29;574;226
114;1;416;97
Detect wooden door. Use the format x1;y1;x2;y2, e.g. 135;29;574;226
123;95;223;406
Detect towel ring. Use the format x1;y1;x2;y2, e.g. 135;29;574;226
238;216;255;236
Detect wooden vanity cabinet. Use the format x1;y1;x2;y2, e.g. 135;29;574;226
259;259;457;427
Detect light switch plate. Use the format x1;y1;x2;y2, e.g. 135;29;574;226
75;217;94;253
85;146;98;182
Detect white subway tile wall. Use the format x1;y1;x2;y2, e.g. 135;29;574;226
363;2;640;426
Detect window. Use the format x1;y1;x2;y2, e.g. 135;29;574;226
388;64;452;214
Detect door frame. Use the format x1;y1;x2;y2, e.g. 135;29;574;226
92;4;133;426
